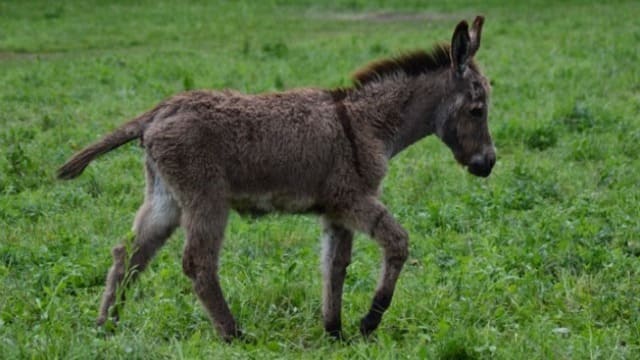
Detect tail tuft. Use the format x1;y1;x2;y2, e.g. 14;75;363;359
57;146;103;180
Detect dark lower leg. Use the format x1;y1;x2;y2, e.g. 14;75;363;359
360;291;392;336
321;221;353;339
359;252;406;336
359;211;408;336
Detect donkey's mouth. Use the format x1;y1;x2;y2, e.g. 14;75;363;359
468;163;492;177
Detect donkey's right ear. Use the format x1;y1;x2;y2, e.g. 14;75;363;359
468;16;485;57
451;20;470;76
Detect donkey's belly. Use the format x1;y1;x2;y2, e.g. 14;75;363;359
230;192;322;216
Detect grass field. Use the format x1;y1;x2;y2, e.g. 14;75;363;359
2;0;640;358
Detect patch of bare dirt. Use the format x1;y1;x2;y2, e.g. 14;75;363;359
0;51;39;61
309;11;465;23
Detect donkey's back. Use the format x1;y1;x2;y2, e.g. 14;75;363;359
141;88;356;213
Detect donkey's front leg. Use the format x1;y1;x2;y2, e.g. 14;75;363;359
336;197;409;337
320;219;354;339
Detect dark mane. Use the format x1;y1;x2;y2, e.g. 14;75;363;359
352;43;464;87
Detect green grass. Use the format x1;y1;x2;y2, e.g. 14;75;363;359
2;0;640;358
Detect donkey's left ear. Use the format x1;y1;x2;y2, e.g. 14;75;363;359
451;20;470;75
469;16;485;57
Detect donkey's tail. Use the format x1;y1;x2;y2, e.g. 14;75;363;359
57;108;159;180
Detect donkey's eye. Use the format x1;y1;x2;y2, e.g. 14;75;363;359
470;107;484;118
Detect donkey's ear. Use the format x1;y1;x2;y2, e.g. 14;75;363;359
451;20;470;75
469;15;485;56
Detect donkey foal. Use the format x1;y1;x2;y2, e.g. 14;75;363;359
58;16;494;341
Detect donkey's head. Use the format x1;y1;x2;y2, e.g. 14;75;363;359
436;16;495;177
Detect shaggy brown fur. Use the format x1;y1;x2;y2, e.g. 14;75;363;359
58;16;494;341
352;44;477;87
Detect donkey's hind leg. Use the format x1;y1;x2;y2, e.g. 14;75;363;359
320;219;353;339
97;160;181;326
181;192;240;342
332;196;409;337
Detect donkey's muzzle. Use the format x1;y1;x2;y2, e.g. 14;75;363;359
467;151;495;178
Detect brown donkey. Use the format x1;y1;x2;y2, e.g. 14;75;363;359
58;16;494;341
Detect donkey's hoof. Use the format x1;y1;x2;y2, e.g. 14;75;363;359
95;316;120;337
359;313;382;337
326;329;346;342
96;311;119;328
221;328;244;343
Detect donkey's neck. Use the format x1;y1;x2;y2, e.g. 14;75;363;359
348;72;448;158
